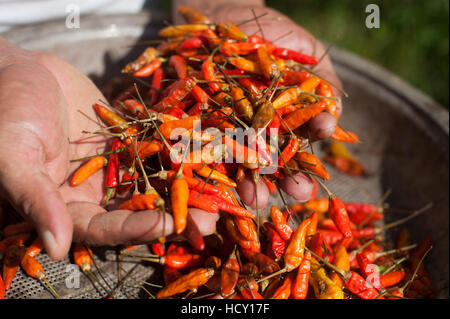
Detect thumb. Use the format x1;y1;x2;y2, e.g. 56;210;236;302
0;157;73;260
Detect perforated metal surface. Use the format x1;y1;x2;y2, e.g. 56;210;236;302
3;11;448;299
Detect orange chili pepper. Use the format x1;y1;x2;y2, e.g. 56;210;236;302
272;87;300;109
188;190;219;213
70;156;106;187
323;155;367;177
133;58;163;77
127;140;163;160
296;151;330;180
221;248;240;297
380;271;406;288
73;243;93;272
93;103;129;133
169;55;187;79
316;80;338;119
118;194;159;211
292;251;311;299
228;57;262;75
201;58;221;93
217;22;247;41
171;171;189;234
281;71;311;86
305;211;319;244
122;47;156;73
276;138;300;175
331;125;360;144
272;272;295;299
20;254;44;279
230;86;254;122
280;101;326;132
193;165;237;188
270;206;293;241
290;197;329;214
299;76;322;93
159;115;200;141
234;216;258;242
25;237;43;258
156;267;214;298
284;218;311;271
330;244;350;289
256;46;280;80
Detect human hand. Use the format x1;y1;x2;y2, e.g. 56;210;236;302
206;5;343;208
0;38;218;260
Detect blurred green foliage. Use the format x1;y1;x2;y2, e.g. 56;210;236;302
266;0;449;108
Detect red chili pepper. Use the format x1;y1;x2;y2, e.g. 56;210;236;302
178;36;207;51
151;243;166;256
202;58;221;93
272;47;319;65
150;68;165;105
275;138;300;176
292;251;311;299
331;125;359;144
155;77;197;111
345;203;383;226
281;71;311;85
221;248;240;297
188;190;219;214
328;196;353;238
270;206;293;241
134;58;163;77
119;193;159;211
105;138;122;204
0;273;5;299
169;55;187;79
264;222;286;259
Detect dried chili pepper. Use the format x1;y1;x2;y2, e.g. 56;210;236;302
284;218;311;271
264;222;286;259
292;251;311;299
331;125;359;144
221;248;240;297
309;258;344;299
270;206;293;241
272;272;295;299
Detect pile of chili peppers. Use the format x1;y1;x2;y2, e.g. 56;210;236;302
0;6;436;299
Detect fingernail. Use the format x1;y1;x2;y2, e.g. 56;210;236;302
41;229;58;257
